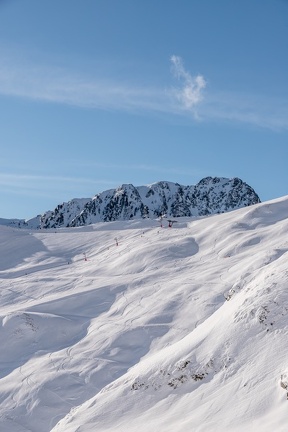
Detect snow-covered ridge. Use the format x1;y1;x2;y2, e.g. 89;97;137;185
1;177;260;229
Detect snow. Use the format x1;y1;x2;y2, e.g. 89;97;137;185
0;196;288;431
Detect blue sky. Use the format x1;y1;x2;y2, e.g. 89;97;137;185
0;0;287;219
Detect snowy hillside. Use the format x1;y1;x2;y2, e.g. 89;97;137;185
0;195;287;432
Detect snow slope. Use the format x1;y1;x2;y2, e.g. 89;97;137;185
0;196;287;432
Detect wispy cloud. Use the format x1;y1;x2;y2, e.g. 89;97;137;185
170;55;206;116
0;173;110;185
202;91;288;131
0;172;117;198
0;48;287;130
0;53;169;113
70;161;207;179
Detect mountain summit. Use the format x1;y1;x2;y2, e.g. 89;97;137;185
0;177;260;229
38;176;260;229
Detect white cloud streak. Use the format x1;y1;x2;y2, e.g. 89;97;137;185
0;173;109;185
70;161;207;179
0;49;287;130
0;58;169;114
0;173;117;197
170;55;206;114
202;90;288;131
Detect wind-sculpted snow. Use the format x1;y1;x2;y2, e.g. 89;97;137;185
0;227;47;271
0;196;287;432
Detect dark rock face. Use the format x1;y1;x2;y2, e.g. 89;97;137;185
36;177;260;229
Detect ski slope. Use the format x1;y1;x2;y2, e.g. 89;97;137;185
0;196;288;431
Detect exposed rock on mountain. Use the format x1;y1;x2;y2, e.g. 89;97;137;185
40;198;90;229
0;177;260;229
40;177;260;229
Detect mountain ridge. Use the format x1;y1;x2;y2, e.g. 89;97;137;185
1;176;260;229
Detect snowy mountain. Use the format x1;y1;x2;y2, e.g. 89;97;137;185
2;176;260;229
42;177;260;228
0;195;287;431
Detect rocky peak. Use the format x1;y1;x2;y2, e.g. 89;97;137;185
33;176;260;229
1;177;260;229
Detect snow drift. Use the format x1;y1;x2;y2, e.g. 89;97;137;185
0;195;287;432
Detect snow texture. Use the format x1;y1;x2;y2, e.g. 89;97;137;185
0;194;287;432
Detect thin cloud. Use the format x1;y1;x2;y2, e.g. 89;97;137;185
170;55;206;115
0;48;287;130
202;91;288;131
71;161;207;179
0;173;116;195
0;172;121;209
0;56;169;113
